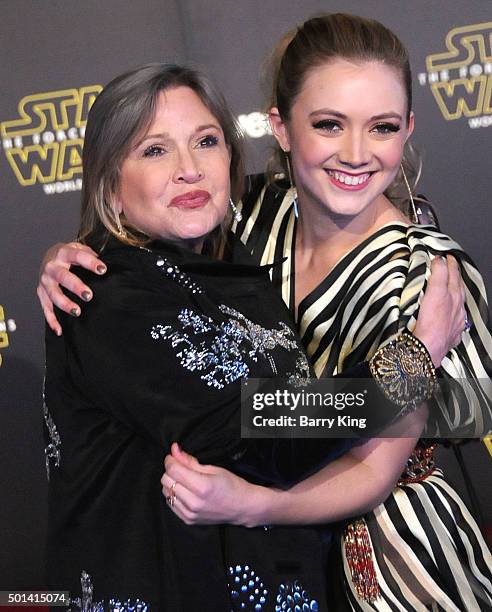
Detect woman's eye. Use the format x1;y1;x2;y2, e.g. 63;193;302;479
312;120;342;133
198;135;219;148
372;123;400;135
143;145;166;158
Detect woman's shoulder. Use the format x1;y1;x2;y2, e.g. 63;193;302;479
401;225;487;294
404;223;469;258
394;198;467;260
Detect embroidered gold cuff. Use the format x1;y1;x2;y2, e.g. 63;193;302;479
369;332;436;410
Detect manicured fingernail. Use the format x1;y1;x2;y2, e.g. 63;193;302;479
70;308;80;317
96;265;106;274
81;291;92;301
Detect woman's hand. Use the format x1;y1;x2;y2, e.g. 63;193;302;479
413;255;467;366
37;242;106;335
162;406;426;527
161;443;269;527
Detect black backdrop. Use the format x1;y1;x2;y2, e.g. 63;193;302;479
1;0;491;588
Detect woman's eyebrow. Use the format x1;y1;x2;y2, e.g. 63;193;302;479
136;124;221;147
135;132;169;147
194;123;222;132
309;109;402;121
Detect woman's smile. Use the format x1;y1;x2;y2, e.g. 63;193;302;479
325;169;373;190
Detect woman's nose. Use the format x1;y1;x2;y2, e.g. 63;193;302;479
172;149;203;183
337;133;370;168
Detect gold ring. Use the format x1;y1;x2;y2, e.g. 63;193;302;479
166;480;177;507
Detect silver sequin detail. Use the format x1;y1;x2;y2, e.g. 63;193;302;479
156;256;203;294
69;571;148;612
151;304;308;389
288;355;311;387
43;375;61;480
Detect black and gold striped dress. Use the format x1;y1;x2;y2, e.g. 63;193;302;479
234;174;492;611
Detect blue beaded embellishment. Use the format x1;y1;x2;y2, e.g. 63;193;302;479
275;580;318;612
228;564;269;611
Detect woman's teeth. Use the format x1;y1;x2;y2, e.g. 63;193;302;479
328;170;371;185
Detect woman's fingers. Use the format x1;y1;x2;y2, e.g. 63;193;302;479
161;467;215;524
50;242;104;273
37;242;107;324
162;453;234;524
446;255;460;290
44;243;105;299
37;284;62;336
427;255;448;293
414;254;469;365
445;255;468;345
170;442;202;469
41;267;83;314
161;475;202;523
163;455;212;497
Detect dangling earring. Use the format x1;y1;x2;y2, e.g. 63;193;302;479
115;210;127;238
285;153;299;218
400;162;418;223
229;198;242;223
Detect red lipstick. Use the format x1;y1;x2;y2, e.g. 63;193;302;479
169;190;210;208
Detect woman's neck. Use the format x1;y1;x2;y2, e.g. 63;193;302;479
294;193;409;309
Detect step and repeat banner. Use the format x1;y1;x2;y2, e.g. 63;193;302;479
1;0;491;588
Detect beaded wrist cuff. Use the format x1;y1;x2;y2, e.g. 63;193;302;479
344;519;380;602
369;331;436;411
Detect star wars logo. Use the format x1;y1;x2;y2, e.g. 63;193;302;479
0;305;16;367
418;22;492;129
0;85;102;194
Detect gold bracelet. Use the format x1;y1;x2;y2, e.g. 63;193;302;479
369;331;436;411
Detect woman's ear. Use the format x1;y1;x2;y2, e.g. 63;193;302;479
268;107;291;152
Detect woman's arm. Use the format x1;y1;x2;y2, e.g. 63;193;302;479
38;241;465;367
162;404;427;527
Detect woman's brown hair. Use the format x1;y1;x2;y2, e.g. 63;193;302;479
266;13;421;218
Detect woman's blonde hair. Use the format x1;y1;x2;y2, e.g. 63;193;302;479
265;13;421;219
79;63;244;256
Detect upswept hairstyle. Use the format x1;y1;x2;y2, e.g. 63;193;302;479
78;63;244;255
266;13;422;218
